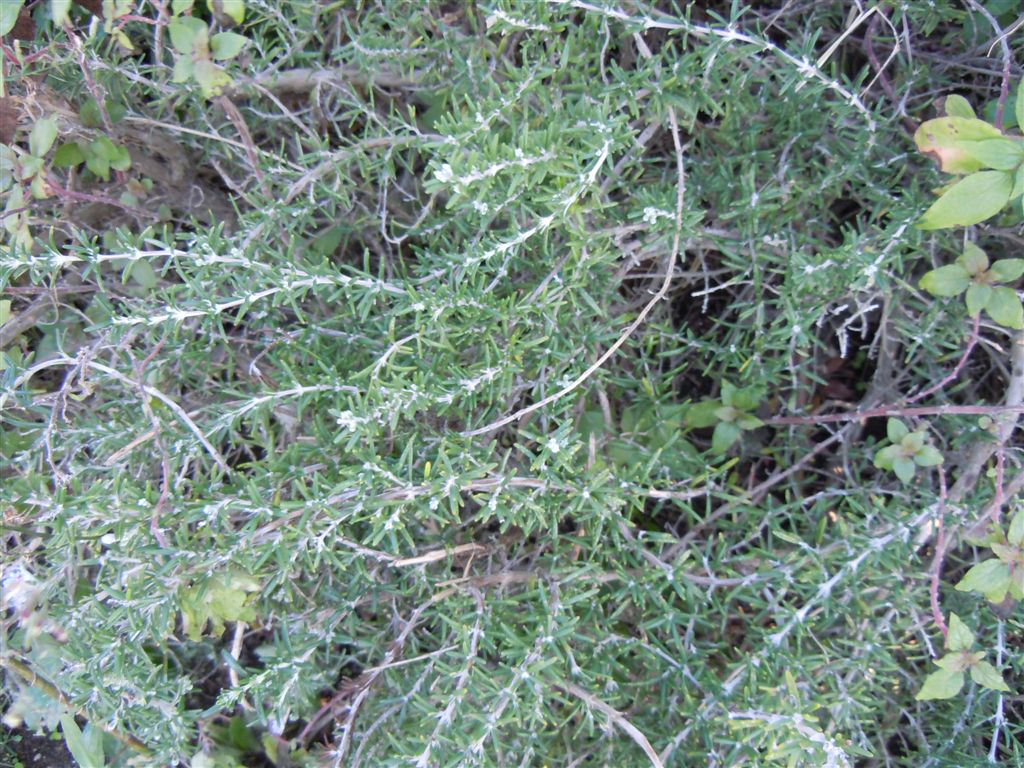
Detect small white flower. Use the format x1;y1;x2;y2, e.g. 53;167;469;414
434;164;454;183
547;438;561;454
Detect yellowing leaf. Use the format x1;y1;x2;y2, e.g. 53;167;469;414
915;117;1003;174
193;59;233;98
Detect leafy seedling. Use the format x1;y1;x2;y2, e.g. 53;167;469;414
919;242;1024;329
685;380;764;454
917;613;1011;700
873;418;943;483
955;509;1024;604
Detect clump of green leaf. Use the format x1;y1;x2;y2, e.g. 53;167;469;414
916;613;1011;700
685;380;764;454
919;242;1024;329
169;1;248;98
873;418;943;483
956;509;1024;604
179;571;261;641
915;81;1024;229
52;98;132;182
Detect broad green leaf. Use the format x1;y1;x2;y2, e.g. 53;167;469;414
736;414;763;430
181;571;260;640
955;558;1011;602
732;386;763;412
29;117;58;158
919;265;969;297
193;59;233;98
915;117;1004;174
873;444;900;470
989;258;1024;284
714;405;739;423
19;155;43;178
52;142;85;168
918;170;1015;229
210;31;247;60
1011;567;1024;600
685;399;720;429
947;613;975;651
892;455;915;483
112;28;134;52
886;418;909;443
168;16;206;55
0;299;10;327
1014;161;1024;200
191;752;216;768
1008;510;1024;547
985;286;1024;329
128;260;158;289
51;0;72;25
30;173;50;199
944;94;975;119
89;135;118;162
711;420;740;454
85;153;110;181
107;100;126;124
1017;79;1024;135
720;380;736;408
959;138;1024;171
914;445;943;467
172;0;194;13
959;242;989;275
110;143;131;171
60;714;104;768
901;430;925;453
989;542;1016;562
0;1;25;37
173;55;194;83
965;283;991;318
79;99;103;128
970;661;1011;693
916;668;964;700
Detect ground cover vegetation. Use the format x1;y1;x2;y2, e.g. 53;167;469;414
0;1;1023;766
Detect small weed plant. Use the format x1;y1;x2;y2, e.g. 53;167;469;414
1;1;1023;766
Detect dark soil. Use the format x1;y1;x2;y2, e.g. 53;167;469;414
2;725;74;768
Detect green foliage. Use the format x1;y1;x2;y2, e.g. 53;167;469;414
956;509;1024;603
0;1;24;37
873;418;944;483
686;380;765;454
180;571;261;641
169;3;249;98
917;614;1011;700
919;242;1024;329
2;2;1023;767
916;80;1024;228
